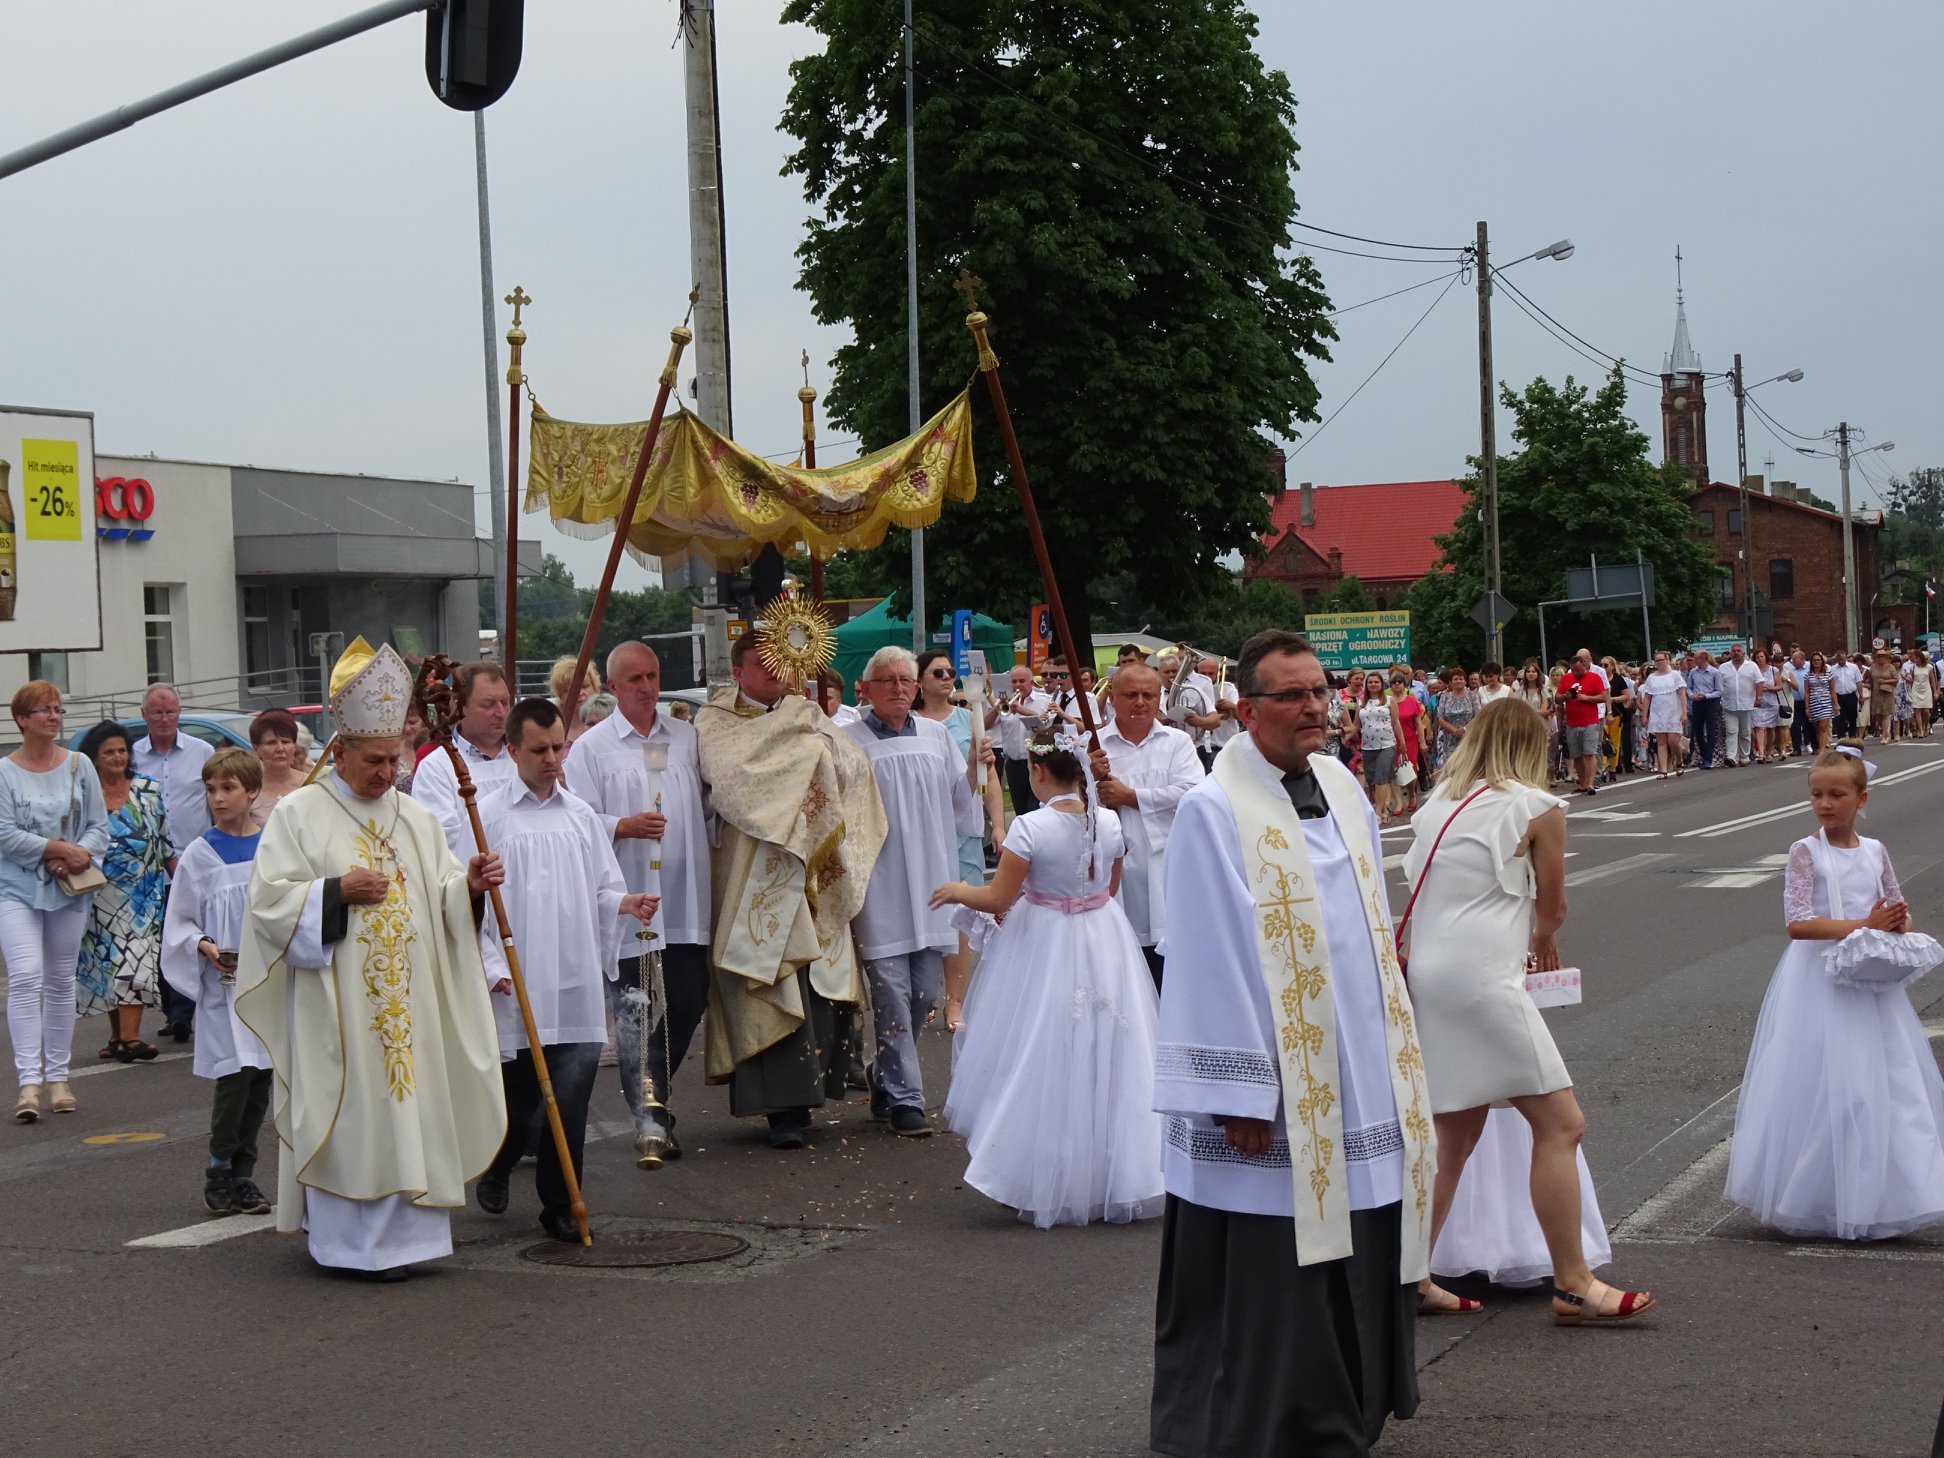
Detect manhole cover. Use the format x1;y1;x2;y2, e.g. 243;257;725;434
520;1229;750;1270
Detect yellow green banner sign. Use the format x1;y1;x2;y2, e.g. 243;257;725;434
1302;610;1411;671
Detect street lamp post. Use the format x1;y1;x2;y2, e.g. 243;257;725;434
1728;358;1804;645
1473;224;1574;665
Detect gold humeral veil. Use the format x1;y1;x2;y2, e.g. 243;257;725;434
524;389;977;569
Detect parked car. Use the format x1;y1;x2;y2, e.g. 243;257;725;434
66;712;317;757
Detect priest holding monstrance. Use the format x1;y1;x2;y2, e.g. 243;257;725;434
1150;629;1431;1457
235;638;506;1281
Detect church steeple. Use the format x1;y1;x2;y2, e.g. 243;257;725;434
1660;245;1710;488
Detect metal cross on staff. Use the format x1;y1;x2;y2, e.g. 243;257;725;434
504;285;531;328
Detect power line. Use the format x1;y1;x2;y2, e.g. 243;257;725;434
1285;271;1463;461
1744;393;1828;447
1327;270;1464;318
1493;280;1662;388
1491;272;1662;387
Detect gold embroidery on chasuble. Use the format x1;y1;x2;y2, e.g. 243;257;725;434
1252;826;1336;1215
1372;886;1433;1222
351;822;416;1101
744;849;794;944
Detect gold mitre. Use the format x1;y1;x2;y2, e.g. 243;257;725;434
327;636;412;741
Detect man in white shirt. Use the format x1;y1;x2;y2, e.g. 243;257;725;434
411;663;518;860
474;697;655;1239
134;683;214;1040
988;663;1051;813
1088;662;1204;991
563;641;712;1161
1718;643;1764;767
842;645;980;1137
1829;653;1862;739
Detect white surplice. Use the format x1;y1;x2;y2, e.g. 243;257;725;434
476;779;627;1057
562;709;711;951
1153;771;1404;1220
160;830;269;1080
410;731;520;862
841;715;980;960
1096;720;1203;947
235;774;505;1273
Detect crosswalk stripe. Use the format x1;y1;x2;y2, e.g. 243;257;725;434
126;1213;277;1248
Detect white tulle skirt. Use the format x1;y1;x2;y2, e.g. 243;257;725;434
1431;1107;1611;1286
944;899;1165;1229
1725;940;1944;1240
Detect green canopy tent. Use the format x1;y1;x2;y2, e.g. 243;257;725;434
831;600;1017;703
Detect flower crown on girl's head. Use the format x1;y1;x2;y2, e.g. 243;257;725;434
1029;731;1083;757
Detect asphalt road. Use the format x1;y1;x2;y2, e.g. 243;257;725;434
3;742;1942;1458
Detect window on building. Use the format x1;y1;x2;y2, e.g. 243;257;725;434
27;652;69;691
1727;508;1743;535
1717;571;1736;610
143;584;176;684
1693;510;1714;535
1301;587;1320;608
1769;559;1795;600
241;584;273;688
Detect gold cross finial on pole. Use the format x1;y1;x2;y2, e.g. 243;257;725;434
505;286;531;328
504;286;530;382
801;349;811;388
953;268;985;314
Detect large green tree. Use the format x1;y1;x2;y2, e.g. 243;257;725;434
1409;367;1718;666
781;0;1335;651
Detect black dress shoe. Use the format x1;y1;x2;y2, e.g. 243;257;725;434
767;1121;806;1150
364;1266;410;1283
476;1172;509;1215
538;1210;580;1243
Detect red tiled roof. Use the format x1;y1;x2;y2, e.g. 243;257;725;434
1263;480;1468;583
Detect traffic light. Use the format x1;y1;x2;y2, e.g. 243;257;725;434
425;0;524;111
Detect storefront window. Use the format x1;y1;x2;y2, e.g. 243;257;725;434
144;584;176;684
242;584;273;687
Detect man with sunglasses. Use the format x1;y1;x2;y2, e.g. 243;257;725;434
1151;629;1428;1457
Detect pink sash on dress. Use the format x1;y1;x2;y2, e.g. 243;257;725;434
1021;887;1112;915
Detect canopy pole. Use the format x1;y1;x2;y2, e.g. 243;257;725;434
560;300;695;727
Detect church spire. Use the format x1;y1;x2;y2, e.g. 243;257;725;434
1664;245;1702;375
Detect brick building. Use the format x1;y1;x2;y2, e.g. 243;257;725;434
1247;479;1467;608
1688;478;1881;652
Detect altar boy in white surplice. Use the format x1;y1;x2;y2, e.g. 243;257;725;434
235;639;507;1282
1150;629;1432;1458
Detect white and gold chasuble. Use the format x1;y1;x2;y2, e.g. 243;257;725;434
1167;735;1431;1280
235;778;506;1234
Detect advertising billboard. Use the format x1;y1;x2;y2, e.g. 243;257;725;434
0;407;102;653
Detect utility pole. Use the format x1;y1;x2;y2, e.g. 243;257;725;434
904;0;926;652
1474;220;1502;664
1837;421;1857;653
682;0;732;678
473;112;506;649
1731;353;1749;644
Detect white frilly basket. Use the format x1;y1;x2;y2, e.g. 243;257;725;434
1822;928;1944;993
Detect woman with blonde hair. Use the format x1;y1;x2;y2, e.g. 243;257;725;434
549;655;604;745
1402;698;1652;1324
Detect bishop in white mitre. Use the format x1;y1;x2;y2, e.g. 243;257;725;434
235;639;507;1281
1149;630;1432;1458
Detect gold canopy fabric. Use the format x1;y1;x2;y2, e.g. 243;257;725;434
524;388;977;568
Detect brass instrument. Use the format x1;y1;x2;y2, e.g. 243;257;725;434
1162;642;1203;723
632;924;673;1171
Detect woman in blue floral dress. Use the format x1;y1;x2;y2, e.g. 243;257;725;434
75;721;172;1061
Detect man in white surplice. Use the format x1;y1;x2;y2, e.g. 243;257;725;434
474;697;657;1240
1088;662;1202;993
562;641;712;1158
1149;629;1432;1458
235;639;507;1282
410;662;518;860
841;645;979;1138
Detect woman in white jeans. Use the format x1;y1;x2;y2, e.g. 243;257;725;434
1;681;109;1122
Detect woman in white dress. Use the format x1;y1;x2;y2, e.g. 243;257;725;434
1750;650;1781;763
1402;698;1654;1324
931;730;1163;1228
1639;650;1688;779
1724;744;1944;1239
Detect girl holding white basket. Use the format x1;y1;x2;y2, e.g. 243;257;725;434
1724;741;1944;1239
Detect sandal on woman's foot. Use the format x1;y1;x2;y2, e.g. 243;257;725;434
14;1086;40;1124
1417;1283;1483;1316
1552;1278;1654;1326
124;1040;159;1062
98;1042;119;1060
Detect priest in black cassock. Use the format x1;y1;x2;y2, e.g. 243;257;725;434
1151;629;1433;1458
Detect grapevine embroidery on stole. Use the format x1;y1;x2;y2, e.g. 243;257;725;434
352;822;417;1101
1370;884;1432;1222
1253;825;1334;1214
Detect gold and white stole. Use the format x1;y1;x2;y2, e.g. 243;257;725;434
1211;734;1433;1281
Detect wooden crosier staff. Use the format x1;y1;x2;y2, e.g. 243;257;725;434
559;293;698;727
502;287;530;676
954;269;1103;757
422;656;592;1247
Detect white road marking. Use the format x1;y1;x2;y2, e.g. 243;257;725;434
65;1052;192;1081
1687;852;1790;890
1679;760;1944;838
1609;1138;1736;1244
1564;852;1673;887
126;1213;277;1249
1577;831;1663;838
1788;1245;1944;1265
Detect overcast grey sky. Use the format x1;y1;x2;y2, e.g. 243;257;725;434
3;2;1938;593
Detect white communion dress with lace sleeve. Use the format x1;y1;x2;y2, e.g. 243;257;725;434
1724;833;1944;1239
